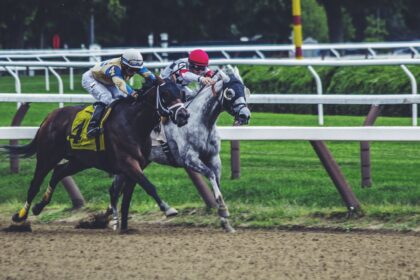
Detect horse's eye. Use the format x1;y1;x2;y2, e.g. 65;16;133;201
223;88;235;100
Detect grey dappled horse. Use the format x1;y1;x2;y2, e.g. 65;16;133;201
107;67;251;232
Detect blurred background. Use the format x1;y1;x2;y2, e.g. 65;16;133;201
1;0;419;49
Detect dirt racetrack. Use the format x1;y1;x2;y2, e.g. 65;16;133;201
0;220;419;280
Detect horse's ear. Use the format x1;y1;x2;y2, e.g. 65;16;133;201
218;70;231;83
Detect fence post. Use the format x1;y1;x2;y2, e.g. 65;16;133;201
230;140;240;179
61;176;85;209
360;105;381;188
10;103;30;173
186;169;217;208
310;141;362;213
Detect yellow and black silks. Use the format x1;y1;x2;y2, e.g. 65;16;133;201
67;105;112;152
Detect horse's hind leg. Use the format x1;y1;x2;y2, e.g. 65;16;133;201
12;162;54;223
32;160;88;216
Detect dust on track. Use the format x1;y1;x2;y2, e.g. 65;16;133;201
0;219;419;280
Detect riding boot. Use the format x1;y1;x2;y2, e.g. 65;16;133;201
87;102;106;138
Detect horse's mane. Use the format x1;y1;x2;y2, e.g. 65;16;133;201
184;78;224;108
160;79;181;96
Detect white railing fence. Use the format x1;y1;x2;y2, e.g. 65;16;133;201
0;41;419;60
2;126;420;141
1;57;419;124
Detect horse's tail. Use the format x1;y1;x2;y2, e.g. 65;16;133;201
1;131;38;158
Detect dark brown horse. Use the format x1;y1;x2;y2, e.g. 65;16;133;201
2;77;189;231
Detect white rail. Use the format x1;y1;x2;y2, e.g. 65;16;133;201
0;57;418;125
0;41;419;59
0;93;419;105
2;126;420;141
1;58;420;68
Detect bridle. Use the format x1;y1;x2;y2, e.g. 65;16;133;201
155;83;185;122
184;73;248;119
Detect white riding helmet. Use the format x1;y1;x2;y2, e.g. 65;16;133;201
121;48;143;69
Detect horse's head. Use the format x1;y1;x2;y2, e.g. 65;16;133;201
155;77;190;127
218;67;251;125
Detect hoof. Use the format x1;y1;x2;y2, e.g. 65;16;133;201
119;228;129;235
346;207;364;219
218;207;230;218
12;212;28;223
118;228;138;235
109;218;119;231
165;207;178;217
5;221;32;232
220;218;235;233
32;203;45;216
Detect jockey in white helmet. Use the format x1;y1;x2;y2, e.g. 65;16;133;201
160;49;215;99
81;48;157;138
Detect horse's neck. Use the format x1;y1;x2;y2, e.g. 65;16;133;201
189;81;223;128
120;98;159;137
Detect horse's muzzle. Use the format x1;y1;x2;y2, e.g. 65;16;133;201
174;107;190;127
234;107;251;126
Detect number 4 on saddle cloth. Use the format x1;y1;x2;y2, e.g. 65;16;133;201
67;104;112;152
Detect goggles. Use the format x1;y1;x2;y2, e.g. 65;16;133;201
189;64;206;72
125;66;138;75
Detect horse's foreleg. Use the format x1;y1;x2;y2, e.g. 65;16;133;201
120;181;134;232
185;154;235;233
32;161;87;216
135;161;177;217
206;155;230;217
185;154;223;201
137;173;178;217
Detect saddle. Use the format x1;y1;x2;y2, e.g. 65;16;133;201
67;104;113;152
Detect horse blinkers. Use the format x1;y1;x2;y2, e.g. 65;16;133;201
221;84;251;125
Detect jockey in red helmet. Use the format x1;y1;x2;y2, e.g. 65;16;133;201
160;49;215;99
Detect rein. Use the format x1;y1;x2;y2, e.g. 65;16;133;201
185;70;219;109
137;83;168;115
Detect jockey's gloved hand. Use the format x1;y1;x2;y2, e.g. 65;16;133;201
200;76;215;86
130;91;139;100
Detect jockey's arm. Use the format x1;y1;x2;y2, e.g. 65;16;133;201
179;68;214;85
138;67;157;84
106;66;134;96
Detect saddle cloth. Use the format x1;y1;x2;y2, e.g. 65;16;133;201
67;105;112;152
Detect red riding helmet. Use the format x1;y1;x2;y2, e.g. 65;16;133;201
188;49;209;68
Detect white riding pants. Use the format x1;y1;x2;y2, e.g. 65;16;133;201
81;70;125;105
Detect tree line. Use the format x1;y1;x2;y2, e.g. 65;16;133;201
1;0;419;49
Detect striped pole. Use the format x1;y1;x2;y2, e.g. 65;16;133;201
292;0;303;59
